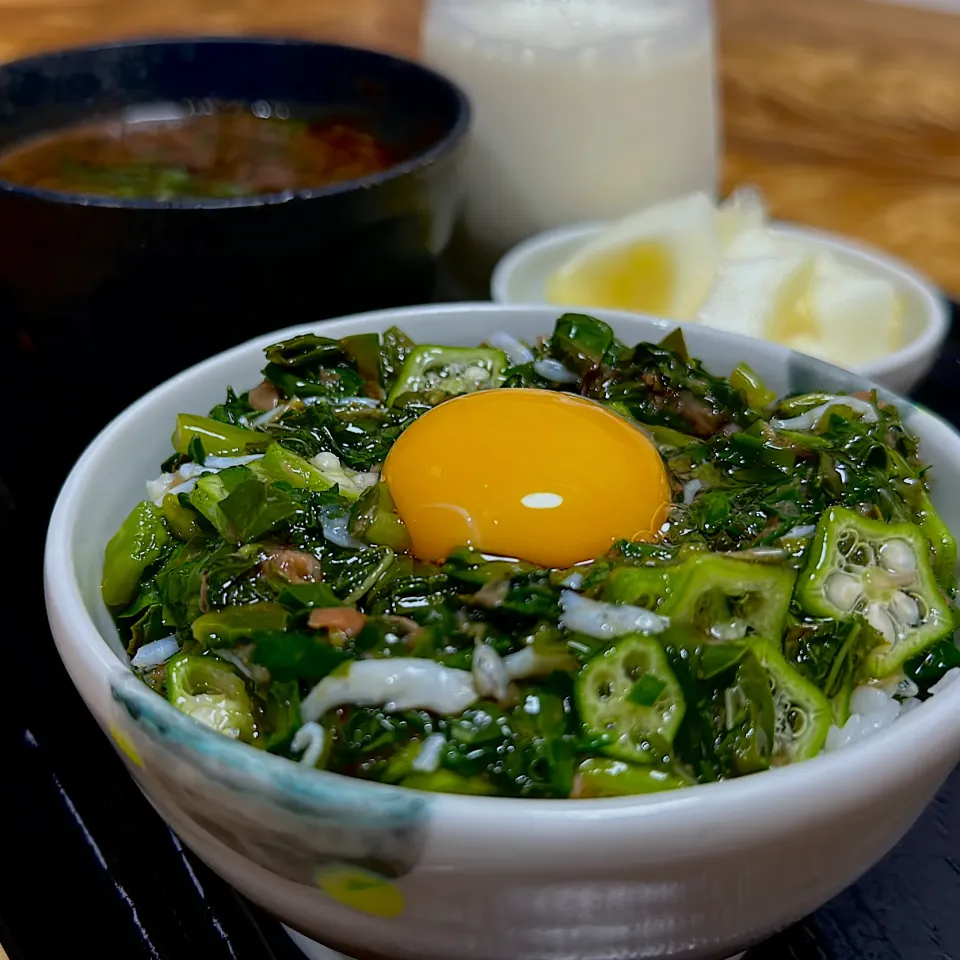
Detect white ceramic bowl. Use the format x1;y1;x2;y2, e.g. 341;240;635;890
46;303;960;960
491;221;951;396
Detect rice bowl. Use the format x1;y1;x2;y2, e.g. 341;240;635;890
45;303;960;960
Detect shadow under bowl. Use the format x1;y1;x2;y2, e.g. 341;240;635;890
0;36;469;509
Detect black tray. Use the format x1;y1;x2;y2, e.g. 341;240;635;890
3;302;959;960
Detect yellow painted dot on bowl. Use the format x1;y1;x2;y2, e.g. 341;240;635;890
314;865;405;918
109;723;143;768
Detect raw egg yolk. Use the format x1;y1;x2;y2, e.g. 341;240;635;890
382;388;671;568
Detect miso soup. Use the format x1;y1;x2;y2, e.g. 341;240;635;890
0;105;396;200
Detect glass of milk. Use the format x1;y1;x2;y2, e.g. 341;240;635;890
421;0;720;291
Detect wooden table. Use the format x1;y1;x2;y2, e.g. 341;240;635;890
1;0;959;293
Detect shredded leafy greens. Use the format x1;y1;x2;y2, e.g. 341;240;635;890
103;314;960;799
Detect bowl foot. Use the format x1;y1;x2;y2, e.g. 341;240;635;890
284;928;745;960
284;928;352;959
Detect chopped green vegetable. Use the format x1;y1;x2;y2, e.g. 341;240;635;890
264;333;345;370
259;333;364;399
730;362;776;411
350;481;411;551
784;618;877;725
602;565;679;610
218;479;300;543
259;681;302;754
576;634;685;764
102;501;170;607
161;494;201;541
249;630;351;683
660;554;796;641
906;637;960;695
253;443;335;493
166;654;255;742
910;485;958;588
341;333;382;390
187;467;295;543
628;674;668;706
103;314;960;799
187;472;234;536
172;414;266;457
750;639;831;764
277;581;343;610
549;313;617;374
192;602;290;646
386;345;508;407
574;758;692;797
714;650;776;775
795;507;955;677
400;770;501;796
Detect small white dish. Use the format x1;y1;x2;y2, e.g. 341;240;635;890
491;220;950;395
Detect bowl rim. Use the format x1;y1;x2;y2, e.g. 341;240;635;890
44;301;960;820
0;35;471;211
489;218;950;380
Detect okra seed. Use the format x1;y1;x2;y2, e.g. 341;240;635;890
879;539;917;575
710;619;748;641
890;590;921;627
825;572;862;612
788;708;808;738
866;602;897;642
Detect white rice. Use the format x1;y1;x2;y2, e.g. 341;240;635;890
825;668;959;753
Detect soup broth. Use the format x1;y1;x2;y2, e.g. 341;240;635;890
0;106;396;200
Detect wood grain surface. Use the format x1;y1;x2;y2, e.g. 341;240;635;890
0;0;957;292
721;0;960;295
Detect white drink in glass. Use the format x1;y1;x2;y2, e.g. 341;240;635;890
421;0;720;290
